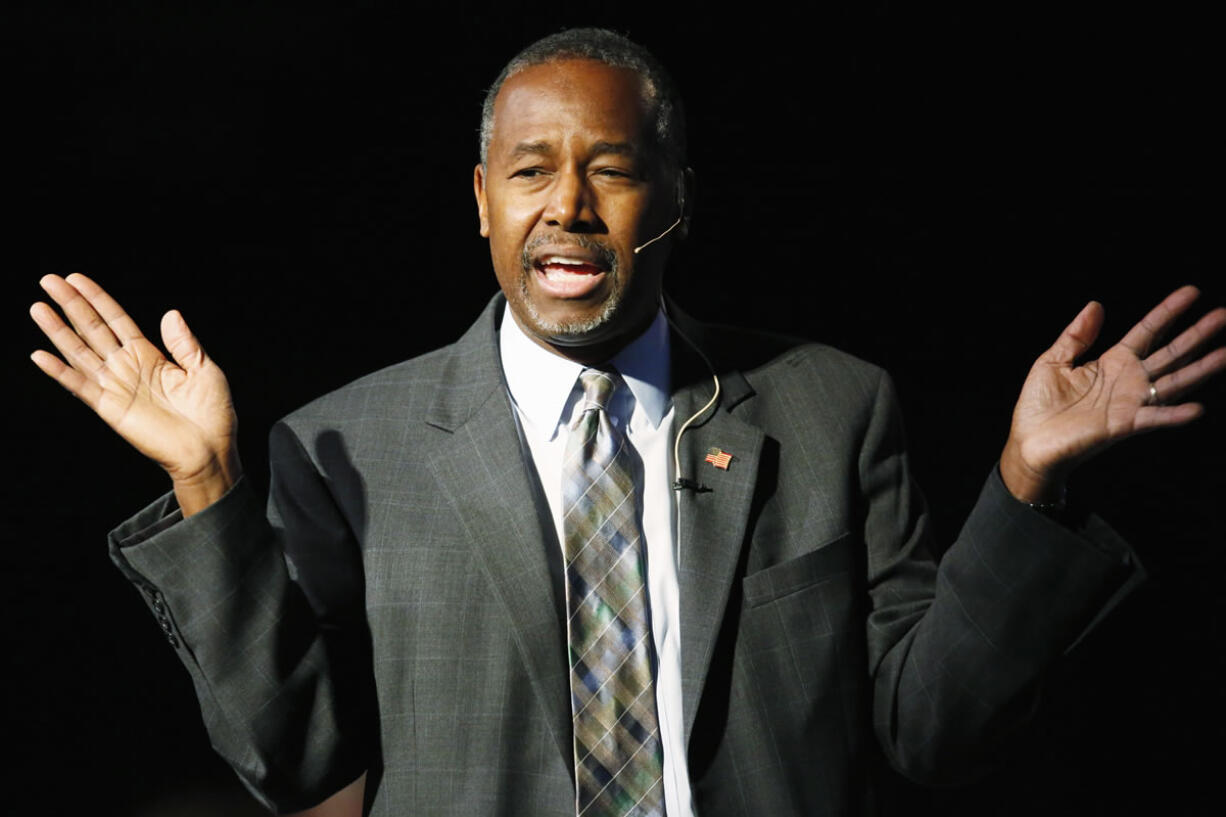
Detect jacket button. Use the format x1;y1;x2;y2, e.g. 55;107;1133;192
166;634;179;648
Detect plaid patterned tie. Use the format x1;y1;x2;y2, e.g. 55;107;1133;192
562;368;666;817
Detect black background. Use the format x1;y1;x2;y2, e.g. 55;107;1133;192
10;2;1223;815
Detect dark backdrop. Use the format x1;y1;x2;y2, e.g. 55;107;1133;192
11;3;1222;815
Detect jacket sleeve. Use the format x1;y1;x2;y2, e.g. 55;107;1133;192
860;369;1143;784
108;421;375;813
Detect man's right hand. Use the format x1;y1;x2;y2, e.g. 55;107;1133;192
30;273;241;516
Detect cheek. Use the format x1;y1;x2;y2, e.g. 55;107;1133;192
487;238;525;290
486;190;541;231
612;195;664;245
485;200;531;254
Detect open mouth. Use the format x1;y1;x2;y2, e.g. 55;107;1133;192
527;244;616;299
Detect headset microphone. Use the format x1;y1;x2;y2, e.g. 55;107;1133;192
633;173;687;254
633;216;683;254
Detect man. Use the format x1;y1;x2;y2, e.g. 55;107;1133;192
28;28;1226;817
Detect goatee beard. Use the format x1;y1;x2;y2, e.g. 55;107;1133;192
519;235;621;339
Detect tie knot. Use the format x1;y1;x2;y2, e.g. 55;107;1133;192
578;368;617;413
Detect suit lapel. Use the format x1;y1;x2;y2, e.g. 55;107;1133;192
668;313;765;745
423;296;574;772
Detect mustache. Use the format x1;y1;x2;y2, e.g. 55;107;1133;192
520;235;618;272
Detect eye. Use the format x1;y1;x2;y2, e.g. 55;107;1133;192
511;167;547;179
594;167;632;178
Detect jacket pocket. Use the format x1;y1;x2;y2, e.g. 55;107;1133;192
742;531;855;608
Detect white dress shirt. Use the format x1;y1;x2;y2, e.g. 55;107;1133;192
499;304;694;817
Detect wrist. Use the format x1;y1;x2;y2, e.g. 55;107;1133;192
170;448;242;517
1000;435;1066;505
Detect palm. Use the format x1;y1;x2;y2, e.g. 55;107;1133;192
1004;287;1226;497
1014;345;1152;465
96;335;235;474
31;273;238;483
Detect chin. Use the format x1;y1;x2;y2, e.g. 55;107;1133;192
517;276;625;346
527;301;622;347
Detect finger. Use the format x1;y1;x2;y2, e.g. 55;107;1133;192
161;310;209;372
1132;402;1205;434
1044;301;1104;364
1150;345;1226;405
63;272;145;343
30;349;106;410
38;274;122;359
1118;285;1201;356
29;301;107;378
1143;306;1226;378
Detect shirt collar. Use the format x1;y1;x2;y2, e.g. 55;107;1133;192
499;303;671;440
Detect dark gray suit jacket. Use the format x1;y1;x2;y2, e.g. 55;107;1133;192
109;295;1141;816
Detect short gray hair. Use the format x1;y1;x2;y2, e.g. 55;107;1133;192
479;28;686;169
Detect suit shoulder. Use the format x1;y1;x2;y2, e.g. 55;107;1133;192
701;322;888;400
699;325;901;471
278;342;456;431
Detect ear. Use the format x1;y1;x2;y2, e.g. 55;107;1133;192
473;163;490;237
677;166;696;240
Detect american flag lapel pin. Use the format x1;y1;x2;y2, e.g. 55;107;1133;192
704;446;733;470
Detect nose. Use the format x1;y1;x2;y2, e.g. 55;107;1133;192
542;167;600;232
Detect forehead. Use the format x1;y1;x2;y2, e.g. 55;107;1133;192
488;59;652;157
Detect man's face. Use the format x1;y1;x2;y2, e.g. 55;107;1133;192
474;59;676;361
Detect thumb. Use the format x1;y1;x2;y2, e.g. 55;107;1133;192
161;309;208;371
1045;300;1105;364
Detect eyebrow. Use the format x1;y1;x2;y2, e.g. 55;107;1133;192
509;141;553;160
507;140;640;161
590;141;639;159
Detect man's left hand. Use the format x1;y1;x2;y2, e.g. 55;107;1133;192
1000;285;1226;504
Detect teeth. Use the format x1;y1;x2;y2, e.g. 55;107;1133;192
542;256;591;266
543;266;590;281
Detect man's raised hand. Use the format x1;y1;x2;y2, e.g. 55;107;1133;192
30;273;241;516
1000;285;1226;504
